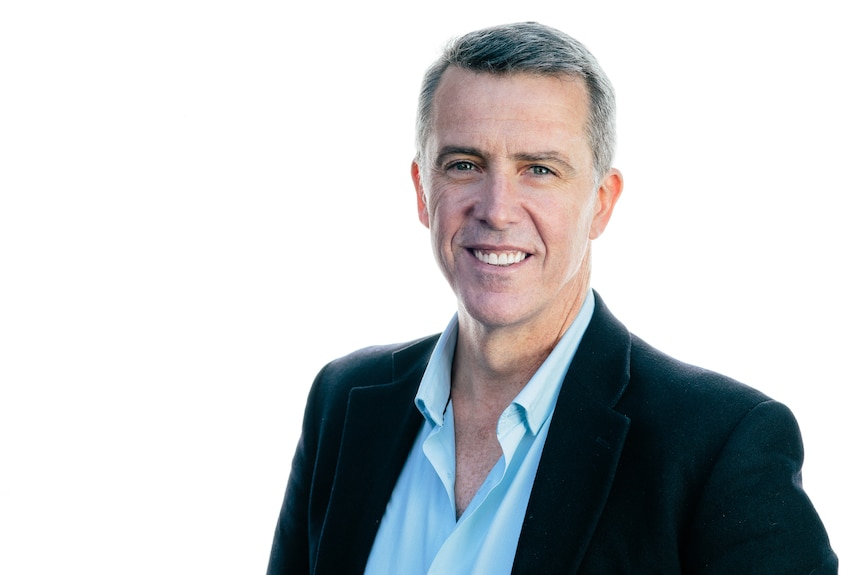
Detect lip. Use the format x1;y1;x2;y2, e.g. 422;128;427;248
468;243;531;253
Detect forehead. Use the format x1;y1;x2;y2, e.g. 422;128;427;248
428;67;590;151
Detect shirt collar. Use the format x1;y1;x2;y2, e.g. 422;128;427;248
414;313;459;426
415;290;596;433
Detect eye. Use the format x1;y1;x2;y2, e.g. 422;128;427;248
448;161;477;172
527;165;553;176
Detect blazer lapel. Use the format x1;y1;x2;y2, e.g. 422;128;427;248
512;293;632;574
314;338;435;575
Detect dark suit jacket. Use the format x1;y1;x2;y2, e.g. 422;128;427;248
267;293;837;574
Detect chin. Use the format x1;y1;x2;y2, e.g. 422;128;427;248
459;293;536;329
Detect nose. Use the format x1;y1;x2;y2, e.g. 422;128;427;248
472;172;520;230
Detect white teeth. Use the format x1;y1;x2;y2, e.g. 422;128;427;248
472;249;527;266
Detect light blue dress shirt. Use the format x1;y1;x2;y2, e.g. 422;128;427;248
364;291;596;575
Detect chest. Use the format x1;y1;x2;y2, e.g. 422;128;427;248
453;410;504;518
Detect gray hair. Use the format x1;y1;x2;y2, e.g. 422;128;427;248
415;22;616;185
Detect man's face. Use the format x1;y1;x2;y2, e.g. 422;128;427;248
413;67;621;334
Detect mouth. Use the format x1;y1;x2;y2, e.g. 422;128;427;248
471;249;529;267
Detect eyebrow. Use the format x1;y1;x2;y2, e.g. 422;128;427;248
511;152;576;173
434;146;485;168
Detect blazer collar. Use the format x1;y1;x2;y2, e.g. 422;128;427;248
512;291;632;574
314;336;437;575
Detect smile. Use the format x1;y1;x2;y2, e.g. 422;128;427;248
472;249;528;267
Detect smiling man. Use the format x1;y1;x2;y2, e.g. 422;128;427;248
267;22;837;574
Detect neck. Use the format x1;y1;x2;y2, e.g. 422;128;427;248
451;271;590;407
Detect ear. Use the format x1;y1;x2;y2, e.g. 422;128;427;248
412;160;430;229
589;168;623;240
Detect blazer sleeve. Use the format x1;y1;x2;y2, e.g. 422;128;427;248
684;399;838;574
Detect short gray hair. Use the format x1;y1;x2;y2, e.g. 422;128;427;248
415;22;616;184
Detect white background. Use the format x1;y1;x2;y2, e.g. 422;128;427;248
2;1;858;572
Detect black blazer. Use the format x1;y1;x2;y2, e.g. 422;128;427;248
267;293;837;574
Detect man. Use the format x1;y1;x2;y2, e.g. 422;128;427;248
267;22;837;574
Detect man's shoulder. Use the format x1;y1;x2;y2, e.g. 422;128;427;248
312;334;440;396
585;291;771;413
298;335;439;439
620;333;780;450
628;333;770;407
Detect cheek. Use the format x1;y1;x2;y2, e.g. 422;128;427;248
426;204;457;258
427;193;464;238
537;202;595;259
